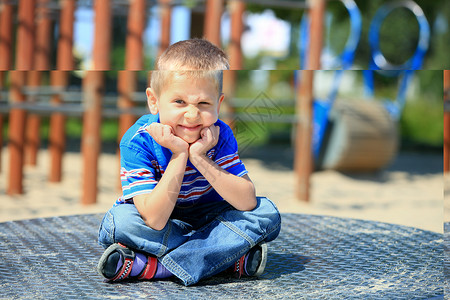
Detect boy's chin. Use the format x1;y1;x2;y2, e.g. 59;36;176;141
180;135;200;144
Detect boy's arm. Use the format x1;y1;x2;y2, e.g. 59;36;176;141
134;123;189;231
189;126;257;211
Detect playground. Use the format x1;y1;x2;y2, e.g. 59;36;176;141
0;143;443;233
0;0;447;298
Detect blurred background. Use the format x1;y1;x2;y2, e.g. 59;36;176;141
58;0;449;70
0;0;445;232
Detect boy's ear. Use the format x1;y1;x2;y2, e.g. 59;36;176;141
146;88;159;115
217;93;225;114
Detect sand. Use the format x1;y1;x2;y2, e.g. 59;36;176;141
0;146;444;233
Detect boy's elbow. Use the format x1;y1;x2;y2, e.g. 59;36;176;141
142;215;167;231
242;200;257;211
238;193;257;211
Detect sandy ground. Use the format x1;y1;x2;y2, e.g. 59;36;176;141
0;145;444;233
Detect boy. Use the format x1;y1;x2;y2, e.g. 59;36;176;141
97;39;281;286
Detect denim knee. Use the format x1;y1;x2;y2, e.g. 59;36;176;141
105;204;191;257
253;197;281;242
219;196;281;246
98;210;115;249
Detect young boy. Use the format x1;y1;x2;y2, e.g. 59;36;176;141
97;39;281;286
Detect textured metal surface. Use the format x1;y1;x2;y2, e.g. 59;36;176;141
0;214;443;299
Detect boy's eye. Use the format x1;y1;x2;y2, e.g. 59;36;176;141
174;99;184;104
199;101;211;105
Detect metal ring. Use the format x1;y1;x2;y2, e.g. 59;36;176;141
368;0;430;70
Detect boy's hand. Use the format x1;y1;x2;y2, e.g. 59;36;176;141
189;125;220;159
146;123;189;154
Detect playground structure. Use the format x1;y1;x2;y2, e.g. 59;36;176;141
300;0;430;171
0;0;324;204
0;0;436;205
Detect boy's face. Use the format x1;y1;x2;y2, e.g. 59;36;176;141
146;73;224;144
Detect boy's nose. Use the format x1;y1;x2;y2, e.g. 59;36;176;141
185;105;200;120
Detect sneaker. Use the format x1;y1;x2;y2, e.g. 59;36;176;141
234;242;267;278
97;243;158;281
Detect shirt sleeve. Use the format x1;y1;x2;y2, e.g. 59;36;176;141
214;121;248;177
120;145;158;200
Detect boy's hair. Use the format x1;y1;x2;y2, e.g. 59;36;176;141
151;39;229;97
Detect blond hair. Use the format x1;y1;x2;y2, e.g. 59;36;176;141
151;39;229;97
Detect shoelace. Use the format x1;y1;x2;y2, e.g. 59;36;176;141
233;255;246;278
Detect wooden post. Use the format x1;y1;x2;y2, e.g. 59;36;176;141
158;0;171;57
81;0;110;204
117;0;146;189
444;70;450;173
81;1;109;204
49;0;75;182
15;0;36;70
294;71;314;202
0;1;14;70
25;0;53;166
56;0;75;70
0;1;13;173
8;71;27;195
125;0;145;70
25;71;42;166
204;0;223;47
305;0;325;70
222;0;244;127
49;72;67;182
81;71;104;204
8;0;36;195
92;0;111;70
228;0;244;70
294;0;325;202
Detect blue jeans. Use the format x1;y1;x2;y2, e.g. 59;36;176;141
98;197;281;286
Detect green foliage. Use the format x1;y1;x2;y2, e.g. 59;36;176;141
400;98;443;147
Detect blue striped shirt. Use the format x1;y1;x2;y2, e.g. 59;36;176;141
114;114;248;207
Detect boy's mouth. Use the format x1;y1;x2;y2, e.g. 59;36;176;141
178;124;202;132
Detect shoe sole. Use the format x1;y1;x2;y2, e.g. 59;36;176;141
97;243;123;278
254;242;267;277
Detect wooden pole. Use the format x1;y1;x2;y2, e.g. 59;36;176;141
0;1;14;70
294;70;314;202
294;0;325;202
8;0;36;195
81;71;104;204
444;70;450;173
125;0;146;70
204;0;223;47
15;0;36;70
56;0;75;70
49;72;67;182
81;0;110;204
8;71;27;195
0;2;13;173
158;0;171;57
305;0;325;70
25;71;43;166
117;0;146;189
92;0;111;70
228;0;244;70
222;0;244;127
49;0;75;182
25;0;53;166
